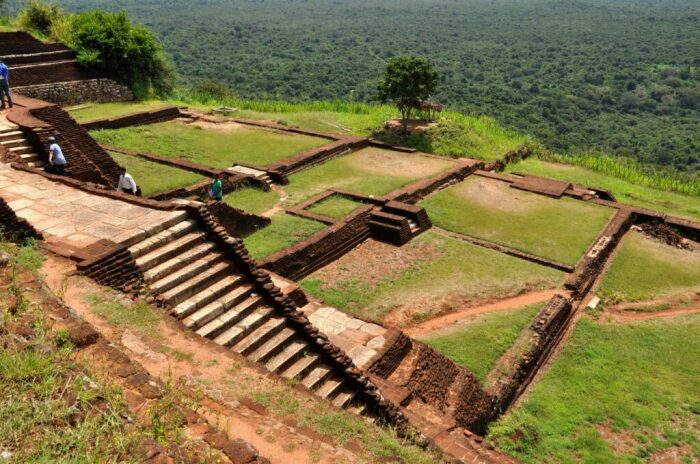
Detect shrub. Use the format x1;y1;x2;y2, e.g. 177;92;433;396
17;0;69;41
70;10;174;97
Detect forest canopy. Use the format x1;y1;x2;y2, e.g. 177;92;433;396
4;0;700;172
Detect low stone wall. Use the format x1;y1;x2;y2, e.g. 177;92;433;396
14;79;133;106
259;205;374;281
367;330;413;378
190;205;408;430
0;195;43;243
489;295;573;413
267;137;368;176
206;202;271;238
386;161;483;204
566;208;633;297
74;239;143;293
10;60;95;87
82;106;179;131
406;344;461;412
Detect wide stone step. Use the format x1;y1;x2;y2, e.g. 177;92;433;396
233;317;286;355
143;242;218;283
162;261;232;306
211;306;273;346
19;153;39;162
301;365;332;391
182;279;253;329
0;131;23;141
136;231;206;271
248;327;296;364
27;161;45;168
9;146;33;155
197;295;264;339
316;376;345;400
129;219;197;259
266;340;308;374
149;252;225;294
281;353;320;380
174;278;251;320
1;139;27;149
332;389;356;409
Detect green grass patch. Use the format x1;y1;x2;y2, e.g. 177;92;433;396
420;303;543;383
223;187;280;215
598;231;700;303
109;151;204;196
301;232;564;323
92;120;328;169
421;176;613;265
489;315;700;463
286;147;456;205
506;159;700;221
66;101;172;123
307;195;363;219
243;212;325;259
84;293;161;339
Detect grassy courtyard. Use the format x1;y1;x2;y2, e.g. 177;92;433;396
109;151;204;196
489;314;700;464
223;186;280;215
421;176;613;266
307;195;364;219
285;147;457;205
420;303;543;383
301;232;564;324
506;159;700;222
92;120;328;169
243;212;326;259
598;231;700;304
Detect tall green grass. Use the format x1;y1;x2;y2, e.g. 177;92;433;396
536;149;700;197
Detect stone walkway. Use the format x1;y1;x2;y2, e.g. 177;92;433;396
0;162;186;248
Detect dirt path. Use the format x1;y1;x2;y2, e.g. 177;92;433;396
41;256;362;464
262;184;287;218
404;289;566;337
605;298;700;323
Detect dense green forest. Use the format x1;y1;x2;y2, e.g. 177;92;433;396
6;0;700;171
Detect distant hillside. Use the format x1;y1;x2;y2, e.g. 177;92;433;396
14;0;700;172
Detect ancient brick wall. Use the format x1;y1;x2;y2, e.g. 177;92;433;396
386;161;483;204
259;205;374;280
406;344;461;411
82;106;179;131
368;330;413;378
0;195;43;243
489;295;573;413
190;205;408;430
10;61;95;87
0;32;66;56
11;99;123;187
15;79;133;106
267;137;368;175
75;239;143;293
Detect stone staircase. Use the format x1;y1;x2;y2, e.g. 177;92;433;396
0;126;44;168
127;216;363;410
227;165;273;187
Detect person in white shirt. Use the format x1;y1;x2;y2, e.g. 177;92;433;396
117;167;138;195
45;136;67;175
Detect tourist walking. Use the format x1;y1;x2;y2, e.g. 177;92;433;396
209;173;223;201
0;59;13;110
45;136;67;175
117;167;138;195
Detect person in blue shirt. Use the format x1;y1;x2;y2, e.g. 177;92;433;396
0;60;13;110
209;173;223;201
45;136;67;175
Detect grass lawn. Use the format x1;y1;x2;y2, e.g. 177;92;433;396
301;232;564;324
307;195;363;219
243;212;326;259
67;101;172;123
109;151;204;196
489;315;700;464
420;303;543;383
92;120;328;169
285;147;457;205
506;159;700;221
223;187;280;215
598;231;700;304
421;176;613;266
